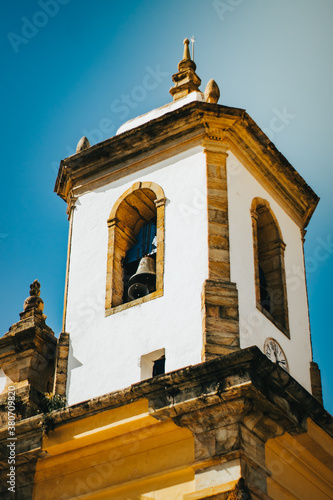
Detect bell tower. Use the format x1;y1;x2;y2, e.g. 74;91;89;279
56;40;321;407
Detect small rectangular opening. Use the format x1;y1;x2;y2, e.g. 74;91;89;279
140;348;165;380
152;356;165;377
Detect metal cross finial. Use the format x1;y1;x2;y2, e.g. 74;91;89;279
190;35;195;61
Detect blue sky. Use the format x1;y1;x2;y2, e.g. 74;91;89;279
1;0;332;413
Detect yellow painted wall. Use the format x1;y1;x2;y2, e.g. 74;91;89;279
266;420;333;500
33;400;195;499
33;400;333;500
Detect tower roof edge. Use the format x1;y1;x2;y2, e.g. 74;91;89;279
54;100;318;228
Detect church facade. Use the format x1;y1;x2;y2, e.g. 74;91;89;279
0;39;332;499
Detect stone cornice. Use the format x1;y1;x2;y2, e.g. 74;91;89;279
55;101;319;229
2;347;331;443
1;347;332;500
227;114;319;227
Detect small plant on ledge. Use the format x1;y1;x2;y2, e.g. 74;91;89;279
38;392;67;435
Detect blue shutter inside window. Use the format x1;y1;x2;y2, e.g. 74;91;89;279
125;220;157;264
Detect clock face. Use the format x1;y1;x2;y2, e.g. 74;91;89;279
264;338;289;372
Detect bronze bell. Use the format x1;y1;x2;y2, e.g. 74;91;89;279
128;256;156;301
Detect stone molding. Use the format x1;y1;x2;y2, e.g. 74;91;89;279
55;101;318;230
17;346;329;439
0;347;332;499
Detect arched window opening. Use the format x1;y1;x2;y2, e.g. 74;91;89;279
259;265;270;313
251;199;289;336
106;182;165;313
123;218;157;302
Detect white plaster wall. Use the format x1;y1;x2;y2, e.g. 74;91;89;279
227;152;312;392
66;147;208;405
195;459;241;491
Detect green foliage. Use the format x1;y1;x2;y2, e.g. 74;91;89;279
40;393;66;413
39;393;66;435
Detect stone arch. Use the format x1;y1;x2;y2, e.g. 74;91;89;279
251;198;289;335
106;182;166;311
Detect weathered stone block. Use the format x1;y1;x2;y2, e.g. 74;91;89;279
202;280;240;360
